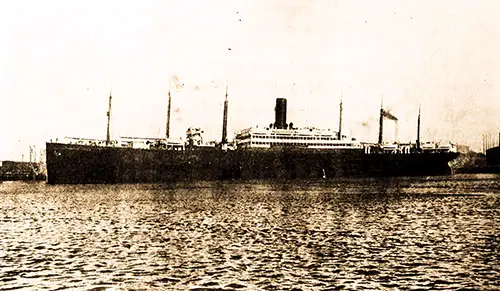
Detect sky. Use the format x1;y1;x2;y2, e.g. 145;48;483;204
1;0;499;160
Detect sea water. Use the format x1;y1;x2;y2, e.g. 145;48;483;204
0;174;498;290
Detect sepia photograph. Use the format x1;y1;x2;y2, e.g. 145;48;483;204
1;0;498;290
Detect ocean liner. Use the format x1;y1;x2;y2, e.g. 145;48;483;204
45;88;459;184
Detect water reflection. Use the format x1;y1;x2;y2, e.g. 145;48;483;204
0;174;498;290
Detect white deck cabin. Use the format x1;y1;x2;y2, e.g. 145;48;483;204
234;127;363;150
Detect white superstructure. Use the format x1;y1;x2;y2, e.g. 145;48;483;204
234;127;363;149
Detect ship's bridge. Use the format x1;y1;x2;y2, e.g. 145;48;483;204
235;127;362;150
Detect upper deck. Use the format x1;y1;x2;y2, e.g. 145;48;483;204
235;127;363;150
52;136;185;150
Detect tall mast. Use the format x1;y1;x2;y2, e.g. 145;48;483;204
338;90;343;140
378;95;383;144
221;82;229;144
166;83;172;138
482;134;485;153
416;105;421;149
106;92;112;145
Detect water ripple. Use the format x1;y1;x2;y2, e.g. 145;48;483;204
0;174;498;290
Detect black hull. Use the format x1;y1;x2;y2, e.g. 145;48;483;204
46;143;459;184
486;146;500;166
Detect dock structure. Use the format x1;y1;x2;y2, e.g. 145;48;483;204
0;160;45;181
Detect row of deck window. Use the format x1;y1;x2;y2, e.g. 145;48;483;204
246;141;356;147
252;135;336;140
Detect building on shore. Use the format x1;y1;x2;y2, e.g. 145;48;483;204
0;161;46;181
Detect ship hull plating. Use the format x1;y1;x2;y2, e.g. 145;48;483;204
46;143;459;184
